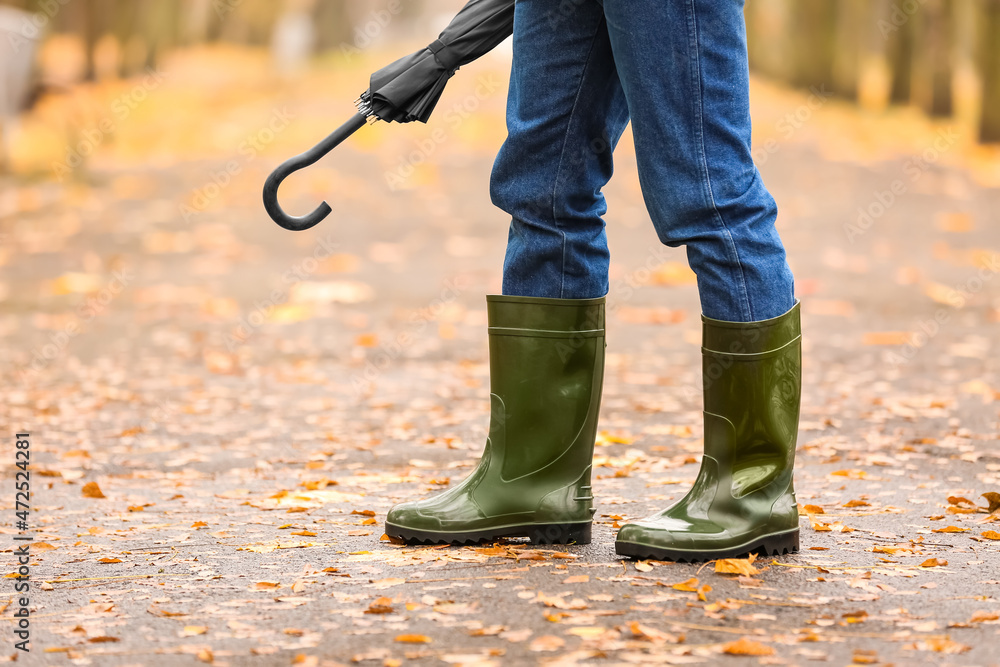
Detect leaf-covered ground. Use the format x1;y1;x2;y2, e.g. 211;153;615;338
2;45;1000;666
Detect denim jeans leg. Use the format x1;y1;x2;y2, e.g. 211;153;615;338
490;0;630;300
601;0;795;322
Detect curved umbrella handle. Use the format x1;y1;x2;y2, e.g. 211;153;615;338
263;112;368;231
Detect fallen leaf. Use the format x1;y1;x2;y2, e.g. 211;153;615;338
528;635;565;652
82;482;105;498
932;526;969;533
970;610;1000;623
395;634;431;644
983;492;1000;514
715;554;760;576
98;557;122;564
563;575;589;584
920;558;947;567
722;638;774;656
981;531;1000;540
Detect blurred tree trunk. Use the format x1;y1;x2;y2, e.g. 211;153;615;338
832;0;866;100
981;0;1000;141
789;0;837;90
857;0;894;110
951;0;981;133
312;1;352;52
888;4;916;104
745;0;794;82
911;0;954;116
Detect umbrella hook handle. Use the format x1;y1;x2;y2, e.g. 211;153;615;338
263;112;368;232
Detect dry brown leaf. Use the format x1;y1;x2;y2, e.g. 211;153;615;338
528;635;565;652
970;610;1000;623
365;597;394;614
802;504;825;514
626;621;675;644
982;492;1000;514
82;482;105;499
981;530;1000;540
254;582;280;590
932;526;969;533
394;634;431;644
722;638;774;656
147;604;186;618
98;557;122;564
920;558;947;567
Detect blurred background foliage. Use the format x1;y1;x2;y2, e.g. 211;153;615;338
1;0;999;178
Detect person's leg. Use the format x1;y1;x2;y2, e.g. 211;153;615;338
490;0;631;299
385;0;626;545
601;0;794;322
602;0;801;561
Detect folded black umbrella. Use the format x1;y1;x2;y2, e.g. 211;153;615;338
264;0;515;232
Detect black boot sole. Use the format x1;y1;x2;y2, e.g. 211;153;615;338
615;528;799;563
385;521;592;546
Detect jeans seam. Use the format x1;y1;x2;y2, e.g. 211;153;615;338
687;0;753;322
551;15;607;300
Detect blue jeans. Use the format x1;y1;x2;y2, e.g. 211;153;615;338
490;0;795;322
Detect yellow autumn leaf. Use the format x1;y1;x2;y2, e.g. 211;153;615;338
671;578;700;592
395;634;431;644
715;553;760;576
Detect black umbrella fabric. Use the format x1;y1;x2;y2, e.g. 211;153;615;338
264;0;515;232
357;0;515;124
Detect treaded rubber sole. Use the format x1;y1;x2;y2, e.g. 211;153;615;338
615;528;799;563
385;521;592;546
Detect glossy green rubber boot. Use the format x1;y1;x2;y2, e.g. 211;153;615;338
385;294;605;545
616;302;801;562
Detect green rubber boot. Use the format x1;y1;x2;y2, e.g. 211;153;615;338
385;294;605;545
616;302;802;562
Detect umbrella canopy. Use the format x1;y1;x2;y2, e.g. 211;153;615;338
356;0;514;124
